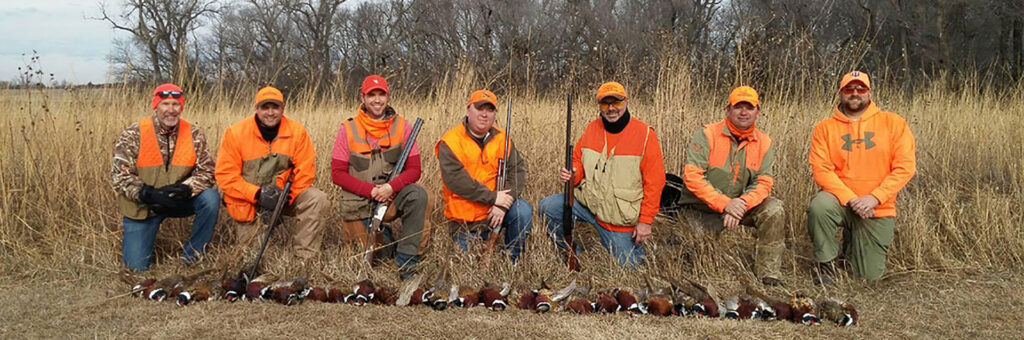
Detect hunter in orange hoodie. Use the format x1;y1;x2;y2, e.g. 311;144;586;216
807;71;916;283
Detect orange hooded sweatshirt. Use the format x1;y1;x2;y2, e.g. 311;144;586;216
809;102;916;217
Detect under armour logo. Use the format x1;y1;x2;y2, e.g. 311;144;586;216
841;132;875;151
851;71;860;77
483;93;489;98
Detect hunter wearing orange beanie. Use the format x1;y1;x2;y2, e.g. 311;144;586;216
111;82;218;271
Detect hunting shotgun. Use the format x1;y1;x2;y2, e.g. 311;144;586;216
483;98;513;261
366;118;425;264
563;94;580;271
248;164;296;280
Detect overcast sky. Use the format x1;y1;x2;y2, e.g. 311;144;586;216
0;0;123;84
0;0;370;85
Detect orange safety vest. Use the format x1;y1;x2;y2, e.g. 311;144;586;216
118;118;196;220
337;115;410;220
434;124;507;223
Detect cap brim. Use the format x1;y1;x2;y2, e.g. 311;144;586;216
257;99;284;107
471;100;497;109
598;94;625;101
841;79;870;89
363;86;389;95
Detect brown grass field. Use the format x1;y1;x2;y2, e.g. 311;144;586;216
1;73;1023;338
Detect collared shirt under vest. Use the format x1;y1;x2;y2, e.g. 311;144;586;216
118;117;196;220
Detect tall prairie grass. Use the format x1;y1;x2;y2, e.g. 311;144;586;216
0;68;1021;293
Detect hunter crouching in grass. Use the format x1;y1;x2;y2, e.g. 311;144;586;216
807;71;916;285
539;82;665;268
435;89;531;264
331;75;431;280
667;86;786;287
110;83;218;271
215;86;331;261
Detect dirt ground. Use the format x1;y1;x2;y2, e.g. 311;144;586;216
2;269;1021;339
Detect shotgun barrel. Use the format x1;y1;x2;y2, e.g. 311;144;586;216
483;98;513;259
563;94;580;272
366;118;425;264
248;165;296;280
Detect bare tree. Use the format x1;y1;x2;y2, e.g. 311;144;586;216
95;0;218;83
284;0;346;94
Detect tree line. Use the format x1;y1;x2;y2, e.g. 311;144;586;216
96;0;1024;98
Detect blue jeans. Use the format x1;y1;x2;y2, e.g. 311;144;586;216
452;199;533;263
539;193;645;268
122;188;218;271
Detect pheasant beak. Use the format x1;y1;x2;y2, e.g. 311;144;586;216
673;303;686;316
691;304;706;317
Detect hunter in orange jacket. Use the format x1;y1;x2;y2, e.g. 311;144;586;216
671;86;786;285
215;86;330;258
807;71;916;283
539;81;665;268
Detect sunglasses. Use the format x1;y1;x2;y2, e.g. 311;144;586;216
599;99;624;110
156;90;184;99
841;86;869;95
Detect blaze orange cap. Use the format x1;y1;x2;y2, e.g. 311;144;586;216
361;75;389;95
255;86;284;107
467;89;497;108
728;86;760;107
596;81;627;101
840;71;871;90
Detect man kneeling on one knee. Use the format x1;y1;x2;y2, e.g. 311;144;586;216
215;86;331;259
111;83;218;271
435;89;531;263
674;86;786;286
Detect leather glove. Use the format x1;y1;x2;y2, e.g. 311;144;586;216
158;183;193;201
256;183;286;212
139;185;158;205
142;184;191;213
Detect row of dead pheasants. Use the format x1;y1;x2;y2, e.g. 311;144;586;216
131;271;856;327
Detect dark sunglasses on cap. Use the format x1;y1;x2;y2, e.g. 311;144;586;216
156;90;184;99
